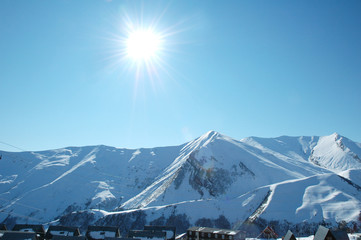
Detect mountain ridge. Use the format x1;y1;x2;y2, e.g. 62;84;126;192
0;131;360;235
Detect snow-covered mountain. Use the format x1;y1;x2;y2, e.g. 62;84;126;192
0;131;360;235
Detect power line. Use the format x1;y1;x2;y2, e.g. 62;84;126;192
0;197;43;212
0;140;27;152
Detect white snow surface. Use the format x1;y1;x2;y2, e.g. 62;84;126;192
246;233;361;240
0;131;361;227
309;133;361;172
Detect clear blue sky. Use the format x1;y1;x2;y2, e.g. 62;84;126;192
1;0;361;152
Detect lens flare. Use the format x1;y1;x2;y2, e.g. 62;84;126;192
103;4;194;99
126;30;162;61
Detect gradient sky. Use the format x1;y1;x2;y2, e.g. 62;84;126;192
1;0;361;152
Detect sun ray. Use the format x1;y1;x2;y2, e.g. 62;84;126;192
99;2;201;109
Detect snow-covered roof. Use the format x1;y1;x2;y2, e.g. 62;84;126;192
45;226;81;239
314;226;334;240
175;233;186;240
187;227;240;235
283;230;296;240
86;226;120;240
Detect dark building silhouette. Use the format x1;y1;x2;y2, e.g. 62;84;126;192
12;224;46;240
257;226;278;239
128;230;166;240
314;226;350;240
144;226;176;240
187;227;245;240
283;230;296;240
52;236;86;240
0;224;7;231
86;226;121;240
45;226;81;239
1;231;38;240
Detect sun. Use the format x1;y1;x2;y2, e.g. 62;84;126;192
126;29;162;61
104;6;191;91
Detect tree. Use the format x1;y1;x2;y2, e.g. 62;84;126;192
195;218;214;228
337;220;347;231
214;215;231;229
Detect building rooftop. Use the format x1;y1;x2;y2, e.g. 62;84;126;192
187;227;239;236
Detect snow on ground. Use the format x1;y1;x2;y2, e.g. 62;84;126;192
349;233;361;240
311;133;361;172
246;234;361;240
339;169;361;186
0;144;183;223
257;171;361;223
1;131;361;227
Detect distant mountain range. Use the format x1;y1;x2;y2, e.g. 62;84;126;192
1;131;360;236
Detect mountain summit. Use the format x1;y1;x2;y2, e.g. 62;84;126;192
0;132;360;235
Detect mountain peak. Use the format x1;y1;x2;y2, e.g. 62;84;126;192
203;130;220;138
180;131;225;153
1;131;361;232
197;130;232;144
320;132;344;145
331;132;341;139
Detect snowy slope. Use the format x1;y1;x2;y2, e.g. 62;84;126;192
309;133;361;172
120;131;333;210
0;145;183;223
247;171;361;223
0;131;361;233
95;170;361;227
240;133;361;173
339;169;361;187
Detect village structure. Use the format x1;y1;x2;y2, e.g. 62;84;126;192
0;223;358;240
187;226;247;240
313;226;351;240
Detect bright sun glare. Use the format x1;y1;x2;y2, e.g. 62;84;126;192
106;7;189;92
126;30;161;60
